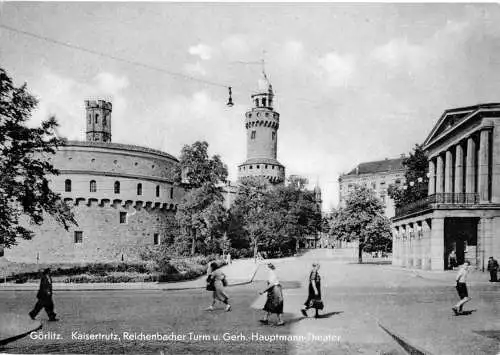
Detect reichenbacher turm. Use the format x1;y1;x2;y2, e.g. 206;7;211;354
237;71;286;184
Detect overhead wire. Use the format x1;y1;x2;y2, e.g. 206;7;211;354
0;24;230;89
0;24;329;108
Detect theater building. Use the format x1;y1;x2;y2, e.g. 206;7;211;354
392;103;500;271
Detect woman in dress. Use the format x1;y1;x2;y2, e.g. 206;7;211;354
206;262;231;312
301;263;324;318
259;263;284;326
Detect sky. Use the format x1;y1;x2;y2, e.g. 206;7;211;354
2;3;500;211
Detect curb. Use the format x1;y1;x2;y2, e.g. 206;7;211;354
378;322;432;355
0;323;42;347
160;262;261;291
0;264;262;292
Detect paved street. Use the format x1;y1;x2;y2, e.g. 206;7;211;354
0;249;499;354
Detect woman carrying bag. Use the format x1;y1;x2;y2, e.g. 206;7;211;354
301;263;324;318
259;263;285;326
206;262;231;312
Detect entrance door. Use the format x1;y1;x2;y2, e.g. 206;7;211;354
444;218;479;270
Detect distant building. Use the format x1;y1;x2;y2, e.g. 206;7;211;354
338;157;406;217
392;103;500;271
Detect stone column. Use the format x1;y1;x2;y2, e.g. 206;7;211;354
430;218;445;270
421;220;431;270
428;159;436;195
466;137;476;194
393;228;400;266
436;155;444;193
454;144;464;194
445;150;453;194
478;130;491;202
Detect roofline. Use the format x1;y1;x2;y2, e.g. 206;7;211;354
61;140;179;162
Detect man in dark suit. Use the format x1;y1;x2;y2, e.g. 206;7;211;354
29;268;58;321
487;257;498;282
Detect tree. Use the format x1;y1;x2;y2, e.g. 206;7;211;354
388;144;428;208
229;176;322;258
174;141;228;255
329;185;392;263
174;141;227;188
0;67;76;249
229;177;271;259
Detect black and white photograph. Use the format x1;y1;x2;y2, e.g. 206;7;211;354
0;2;499;354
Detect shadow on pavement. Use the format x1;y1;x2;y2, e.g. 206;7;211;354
473;330;500;341
316;311;344;319
455;310;477;316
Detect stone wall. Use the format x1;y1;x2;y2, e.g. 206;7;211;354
5;199;176;263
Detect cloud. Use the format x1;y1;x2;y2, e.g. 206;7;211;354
220;34;252;59
284;40;304;62
371;38;429;70
28;70;129;141
184;61;207;76
93;72;129;94
316;52;356;87
188;43;213;60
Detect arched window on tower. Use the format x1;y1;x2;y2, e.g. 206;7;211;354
103;116;107;127
272;131;276;140
156;185;160;197
65;179;72;192
114;181;120;194
88;114;91;124
251;131;256;139
262;98;267;107
255;99;259;107
90;180;97;192
95;114;99;124
137;183;142;196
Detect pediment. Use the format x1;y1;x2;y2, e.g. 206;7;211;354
423;103;500;148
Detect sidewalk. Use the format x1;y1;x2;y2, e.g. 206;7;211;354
382;264;500;287
0;258;260;292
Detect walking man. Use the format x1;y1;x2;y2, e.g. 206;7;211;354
452;260;471;315
29;268;58;321
487;256;498;282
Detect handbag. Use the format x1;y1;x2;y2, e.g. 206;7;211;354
206;275;215;291
309;299;324;310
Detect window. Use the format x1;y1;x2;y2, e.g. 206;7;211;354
153;233;160;245
257;165;260;169
74;231;83;244
95;113;99;124
103;116;107;126
119;212;127;224
65;179;72;192
272;165;275;169
137;183;142;196
272;131;276;140
262;98;267;107
90;180;96;192
114;181;120;194
170;187;174;199
156;185;160;197
265;165;268;169
255;99;259;107
249;165;253;169
88;114;91;124
251;130;256;139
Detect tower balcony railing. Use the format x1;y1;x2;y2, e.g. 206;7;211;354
395;193;479;218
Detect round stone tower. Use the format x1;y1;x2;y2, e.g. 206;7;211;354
238;71;285;184
85;99;112;143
